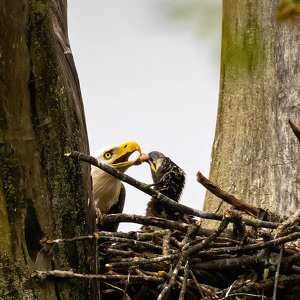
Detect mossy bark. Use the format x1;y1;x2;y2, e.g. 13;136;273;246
0;0;98;298
203;0;300;228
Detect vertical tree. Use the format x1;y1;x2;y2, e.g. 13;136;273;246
0;0;98;298
203;0;299;225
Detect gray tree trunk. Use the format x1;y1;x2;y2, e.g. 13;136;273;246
0;0;99;298
203;0;300;227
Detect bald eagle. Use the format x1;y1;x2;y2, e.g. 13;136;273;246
92;141;141;231
145;151;187;221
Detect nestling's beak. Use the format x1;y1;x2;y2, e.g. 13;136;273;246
148;158;158;172
111;141;142;168
147;151;165;173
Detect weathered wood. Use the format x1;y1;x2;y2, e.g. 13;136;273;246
203;0;300;228
0;0;98;298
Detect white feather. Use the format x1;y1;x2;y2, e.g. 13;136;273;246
92;144;121;213
92;166;121;213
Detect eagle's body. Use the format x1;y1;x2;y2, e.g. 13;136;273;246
91;141;141;231
92;166;122;213
145;151;188;223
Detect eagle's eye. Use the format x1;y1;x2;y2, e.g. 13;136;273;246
104;152;112;159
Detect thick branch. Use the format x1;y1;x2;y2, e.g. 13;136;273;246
289;119;300;142
32;270;164;284
197;171;265;218
196;232;300;256
192;255;260;271
99;213;191;233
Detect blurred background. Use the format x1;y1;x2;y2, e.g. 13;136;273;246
68;0;222;231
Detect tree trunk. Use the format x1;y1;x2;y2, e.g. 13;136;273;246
0;0;99;298
203;0;300;227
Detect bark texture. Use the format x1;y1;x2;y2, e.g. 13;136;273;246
0;0;98;298
203;0;300;226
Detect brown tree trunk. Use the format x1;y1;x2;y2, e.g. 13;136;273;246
0;0;99;298
203;0;300;227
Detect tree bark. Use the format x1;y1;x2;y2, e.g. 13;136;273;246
203;0;300;227
0;0;99;298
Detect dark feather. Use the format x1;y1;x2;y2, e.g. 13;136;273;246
144;152;194;228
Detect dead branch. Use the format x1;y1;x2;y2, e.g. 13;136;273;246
32;270;164;283
99;213;191;233
197;171;266;218
192;255;260;271
157;258;183;300
275;208;300;237
289;119;300;142
272;245;284;300
196;231;300;256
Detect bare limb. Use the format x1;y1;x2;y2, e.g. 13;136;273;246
196;232;300;257
275;208;300;238
32;270;164;283
157;258;183;300
289;119;300;142
197;171;266;218
179;261;190;300
272;245;284;300
100;213;191;233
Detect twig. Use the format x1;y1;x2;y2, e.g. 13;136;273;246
237;274;300;293
192;255;259;271
100;213;191;233
183;213;230;258
196;231;300;256
275;208;300;237
224;281;235;298
66;151;279;229
98;234;162;251
272;245;284;300
157;258;184;300
162;230;171;256
31;270;164;283
219;293;266;299
105;252;176;269
196;171;266;218
104;248;134;257
179;261;190;300
188;270;206;299
292;265;300;273
42;235;95;244
231;212;247;242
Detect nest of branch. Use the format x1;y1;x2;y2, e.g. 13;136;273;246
96;210;300;300
35;145;300;300
36;210;300;299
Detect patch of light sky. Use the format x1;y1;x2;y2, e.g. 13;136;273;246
68;0;222;231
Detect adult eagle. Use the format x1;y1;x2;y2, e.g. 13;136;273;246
145;151;187;221
92;141;141;231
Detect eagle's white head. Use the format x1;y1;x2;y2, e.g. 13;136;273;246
92;141;141;213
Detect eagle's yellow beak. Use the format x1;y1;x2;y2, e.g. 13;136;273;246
111;141;142;168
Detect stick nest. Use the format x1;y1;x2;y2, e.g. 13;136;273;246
97;210;300;300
